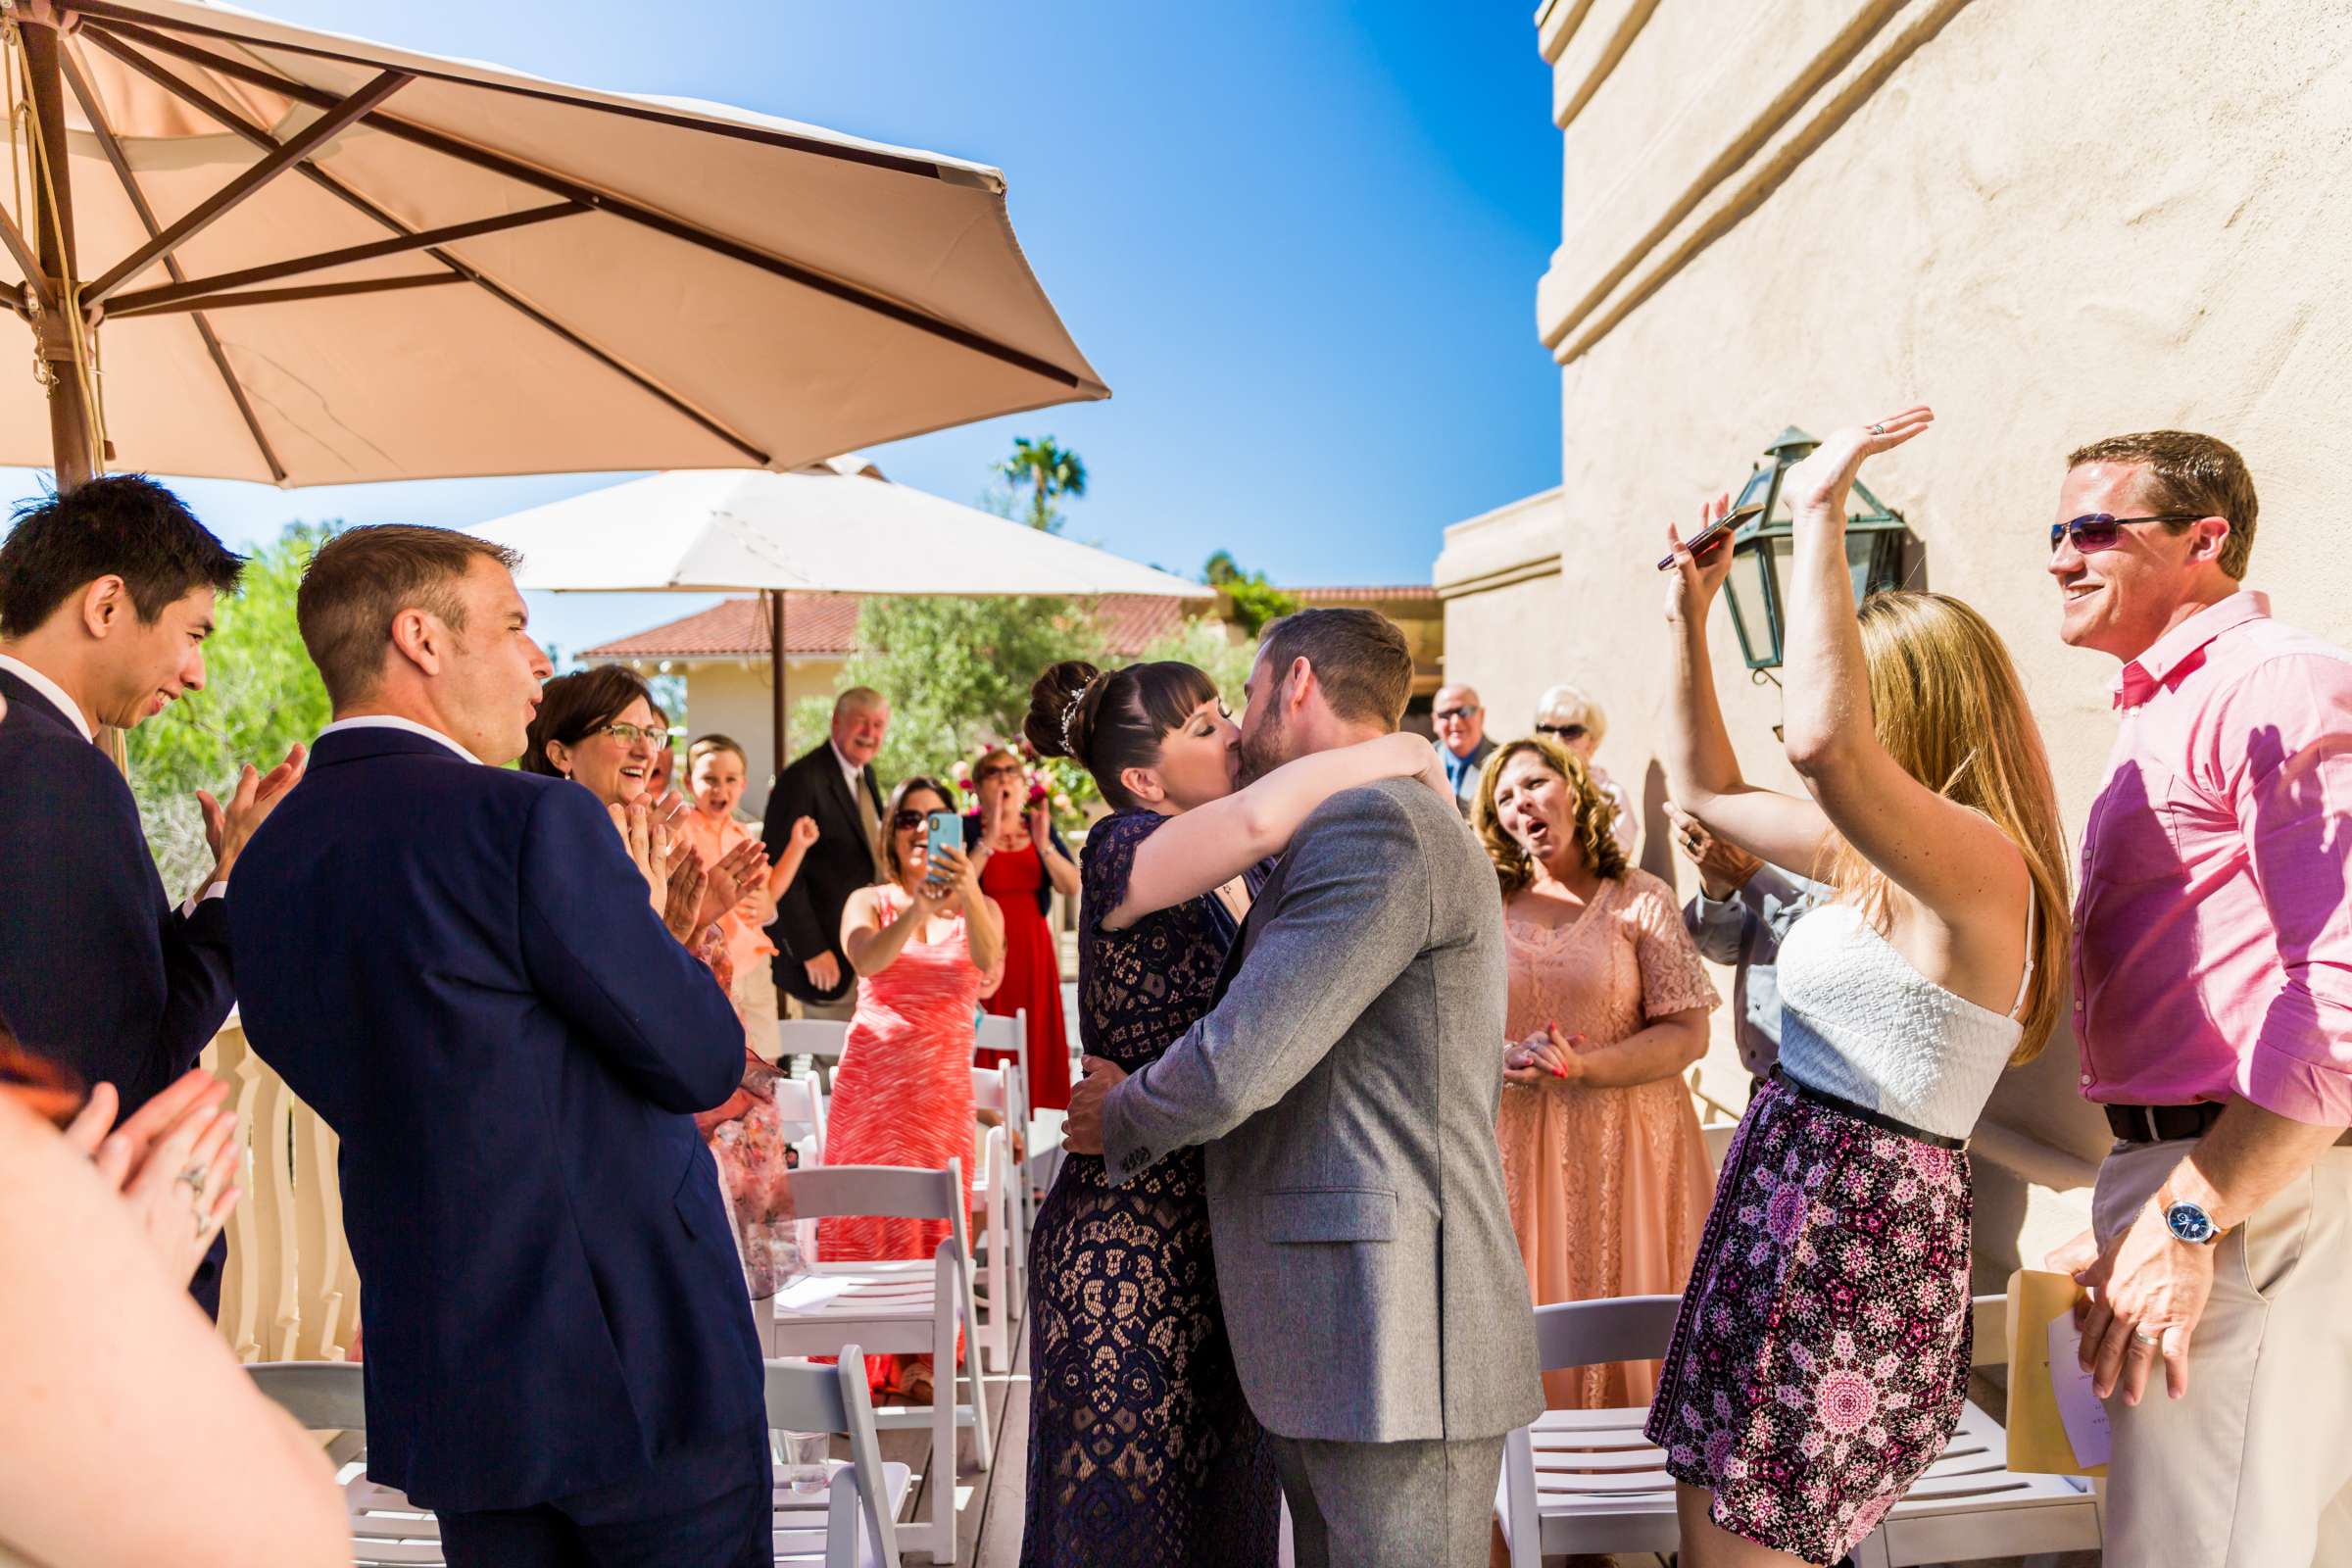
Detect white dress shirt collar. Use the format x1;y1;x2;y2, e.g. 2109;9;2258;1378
318;713;479;764
0;653;95;741
830;740;867;794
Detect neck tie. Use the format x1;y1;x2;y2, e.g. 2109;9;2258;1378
856;772;886;879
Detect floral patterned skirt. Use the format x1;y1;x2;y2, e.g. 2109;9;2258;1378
1644;1075;1973;1565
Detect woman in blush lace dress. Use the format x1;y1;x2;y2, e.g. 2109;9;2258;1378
1473;736;1719;1409
1014;658;1451;1568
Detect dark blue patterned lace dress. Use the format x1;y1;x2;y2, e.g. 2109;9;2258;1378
1018;810;1281;1567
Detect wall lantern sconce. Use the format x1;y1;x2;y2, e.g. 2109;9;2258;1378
1720;426;1914;672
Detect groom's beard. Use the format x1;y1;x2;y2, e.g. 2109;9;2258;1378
1235;704;1288;788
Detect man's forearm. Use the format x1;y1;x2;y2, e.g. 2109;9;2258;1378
2170;1095;2348;1230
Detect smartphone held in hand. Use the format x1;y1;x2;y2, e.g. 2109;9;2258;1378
923;810;960;886
1655;500;1762;571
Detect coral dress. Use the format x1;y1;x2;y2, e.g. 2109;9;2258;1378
1496;867;1719;1409
818;886;986;1393
978;838;1071;1108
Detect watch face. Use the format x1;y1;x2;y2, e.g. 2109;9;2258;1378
2166;1201;2218;1244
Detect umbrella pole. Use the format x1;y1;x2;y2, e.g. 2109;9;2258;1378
19;18;94;492
767;591;787;787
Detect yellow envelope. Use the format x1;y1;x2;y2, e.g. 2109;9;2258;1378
2003;1268;2109;1478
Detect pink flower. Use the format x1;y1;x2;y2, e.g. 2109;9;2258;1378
1818;1370;1879;1435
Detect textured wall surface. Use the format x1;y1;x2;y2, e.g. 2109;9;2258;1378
1448;0;2352;1276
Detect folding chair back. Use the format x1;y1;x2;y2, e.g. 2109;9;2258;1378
246;1360;444;1567
764;1347;905;1567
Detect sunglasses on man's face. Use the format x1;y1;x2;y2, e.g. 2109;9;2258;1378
1435;706;1480;722
2048;512;2206;555
1537;722;1588;743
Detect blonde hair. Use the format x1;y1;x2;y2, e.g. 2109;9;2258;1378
1535;683;1605;748
1832;590;2073;1064
1473;736;1628;896
686;733;747;775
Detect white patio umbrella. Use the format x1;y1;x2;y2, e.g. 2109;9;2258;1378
0;0;1106;490
470;461;1214;765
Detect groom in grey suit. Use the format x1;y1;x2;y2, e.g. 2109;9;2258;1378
1065;608;1542;1568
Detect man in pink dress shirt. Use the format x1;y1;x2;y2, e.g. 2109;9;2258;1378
2051;430;2352;1565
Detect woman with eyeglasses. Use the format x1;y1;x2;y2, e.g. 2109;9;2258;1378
521;669;791;1298
819;775;1006;1404
964;745;1080;1107
1534;684;1641;860
1653;408;2070;1567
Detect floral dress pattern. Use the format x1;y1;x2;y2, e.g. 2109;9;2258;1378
1018;810;1281;1567
1644;1074;1974;1563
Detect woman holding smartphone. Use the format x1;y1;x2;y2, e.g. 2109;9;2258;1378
1650;408;2069;1566
817;775;1005;1404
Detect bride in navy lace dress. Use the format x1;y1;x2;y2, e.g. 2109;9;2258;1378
1015;658;1450;1566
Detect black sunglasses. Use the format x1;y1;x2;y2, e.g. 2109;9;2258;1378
2049;512;2207;554
1537;722;1588;742
1435;706;1480;721
890;809;929;831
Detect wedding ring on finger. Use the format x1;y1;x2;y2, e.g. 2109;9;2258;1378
2132;1326;2161;1347
177;1162;209;1199
1870;422;1886;435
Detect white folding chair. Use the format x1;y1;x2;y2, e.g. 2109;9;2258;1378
965;1066;1018;1370
780;1019;853;1089
771;1161;994;1564
771;1072;829;1168
1494;1295;2103;1566
976;1008;1053;1244
764;1348;908;1568
245;1360;445;1566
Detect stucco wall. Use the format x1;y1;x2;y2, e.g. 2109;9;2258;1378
1464;0;2352;1280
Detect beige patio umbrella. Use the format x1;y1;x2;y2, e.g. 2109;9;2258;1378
0;0;1107;491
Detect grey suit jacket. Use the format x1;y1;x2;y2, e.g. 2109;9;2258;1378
1102;776;1543;1445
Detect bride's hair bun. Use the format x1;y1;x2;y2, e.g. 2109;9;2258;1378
1025;661;1105;761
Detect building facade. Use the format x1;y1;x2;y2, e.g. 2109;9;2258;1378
1438;0;2352;1285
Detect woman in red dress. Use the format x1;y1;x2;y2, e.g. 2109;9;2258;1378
821;775;1005;1401
963;747;1079;1108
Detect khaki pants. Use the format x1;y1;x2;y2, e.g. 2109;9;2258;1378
2094;1139;2352;1566
732;962;780;1062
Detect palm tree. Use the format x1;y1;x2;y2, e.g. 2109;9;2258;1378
995;435;1087;531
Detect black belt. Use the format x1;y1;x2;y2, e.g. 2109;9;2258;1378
2103;1102;2226;1144
1772;1067;1968;1151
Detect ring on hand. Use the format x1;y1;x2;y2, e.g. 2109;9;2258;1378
1870;422;1886;435
2132;1326;2161;1347
177;1162;208;1199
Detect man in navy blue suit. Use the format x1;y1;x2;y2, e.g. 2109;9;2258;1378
228;525;768;1566
0;475;303;1317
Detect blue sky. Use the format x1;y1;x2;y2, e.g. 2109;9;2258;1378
2;0;1562;660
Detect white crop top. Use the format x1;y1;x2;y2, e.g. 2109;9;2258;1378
1773;895;2036;1143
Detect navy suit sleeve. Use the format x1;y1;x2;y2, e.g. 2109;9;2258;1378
516;783;745;1113
763;760;831;961
159;895;236;1076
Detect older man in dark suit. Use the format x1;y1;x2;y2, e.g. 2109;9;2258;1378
228;525;763;1566
0;475;301;1317
762;687;890;1021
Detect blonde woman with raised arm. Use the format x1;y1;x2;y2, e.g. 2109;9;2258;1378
1648;408;2071;1568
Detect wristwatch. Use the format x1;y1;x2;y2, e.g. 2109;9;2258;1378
2164;1200;2224;1246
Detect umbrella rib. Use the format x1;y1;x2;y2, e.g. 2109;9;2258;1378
0;204;51;309
81;20;1091;390
55;40;285;481
101;202;587;318
107;271;466;318
79;27;773;467
83;67;414;305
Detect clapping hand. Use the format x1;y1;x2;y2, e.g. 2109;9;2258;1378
197;742;308;886
697;838;770;928
64;1068;244;1286
662;845;709;942
1024;800;1052;846
1063;1055;1128;1155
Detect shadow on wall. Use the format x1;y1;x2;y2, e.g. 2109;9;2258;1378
1640;758;1674;883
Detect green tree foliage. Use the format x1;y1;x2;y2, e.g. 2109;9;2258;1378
823;593;1102;808
1200;549;1298;636
127;520;336;895
992;435;1087;532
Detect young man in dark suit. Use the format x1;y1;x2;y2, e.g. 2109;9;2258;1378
762;686;890;1021
0;475;303;1317
227;525;765;1566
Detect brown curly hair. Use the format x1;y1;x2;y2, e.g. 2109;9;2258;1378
1473;736;1627;896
